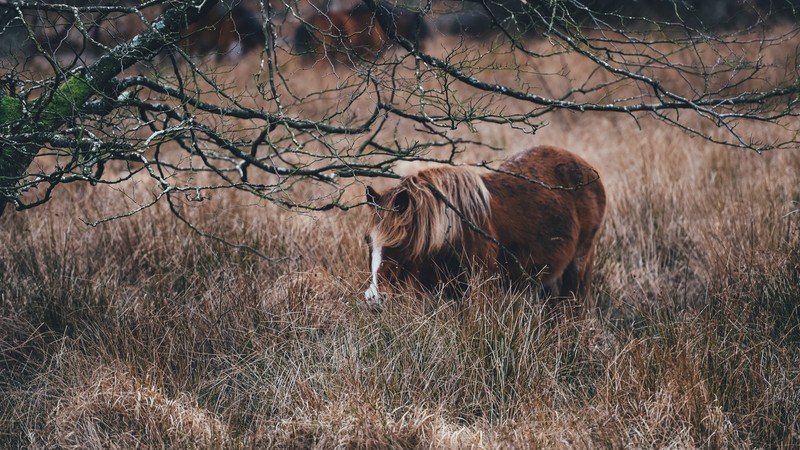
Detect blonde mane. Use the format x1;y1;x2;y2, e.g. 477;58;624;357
369;166;492;260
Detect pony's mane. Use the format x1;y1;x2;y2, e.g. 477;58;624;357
370;166;491;260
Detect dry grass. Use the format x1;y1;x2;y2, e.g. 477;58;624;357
2;36;800;449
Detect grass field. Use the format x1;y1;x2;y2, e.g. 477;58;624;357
2;33;800;448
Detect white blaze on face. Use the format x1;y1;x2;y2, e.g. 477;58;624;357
364;233;383;309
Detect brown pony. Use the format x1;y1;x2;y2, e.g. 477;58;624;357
294;2;429;65
182;2;265;59
364;145;606;311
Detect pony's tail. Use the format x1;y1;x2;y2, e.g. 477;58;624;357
294;22;314;56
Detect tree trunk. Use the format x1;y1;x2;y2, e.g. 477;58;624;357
0;0;218;216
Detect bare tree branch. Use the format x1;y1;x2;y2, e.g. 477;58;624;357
0;0;798;223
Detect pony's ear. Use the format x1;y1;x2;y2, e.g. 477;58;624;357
392;189;410;213
366;186;381;206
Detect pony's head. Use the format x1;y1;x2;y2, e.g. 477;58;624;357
392;7;430;49
363;167;491;310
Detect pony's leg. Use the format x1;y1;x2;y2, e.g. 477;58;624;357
548;259;581;319
560;259;580;298
553;242;598;318
577;244;597;301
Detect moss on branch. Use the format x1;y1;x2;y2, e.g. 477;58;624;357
41;74;92;127
0;96;23;126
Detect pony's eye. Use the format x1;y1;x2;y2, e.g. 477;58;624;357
364;234;371;245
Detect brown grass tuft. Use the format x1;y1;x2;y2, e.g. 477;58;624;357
39;366;230;449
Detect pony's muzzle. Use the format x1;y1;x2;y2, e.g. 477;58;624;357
364;286;389;312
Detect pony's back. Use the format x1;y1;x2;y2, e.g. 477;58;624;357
482;145;606;298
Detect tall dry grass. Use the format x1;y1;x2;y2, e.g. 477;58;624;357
2;37;800;449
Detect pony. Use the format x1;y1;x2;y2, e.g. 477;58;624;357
182;2;265;59
363;145;606;311
294;1;429;65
